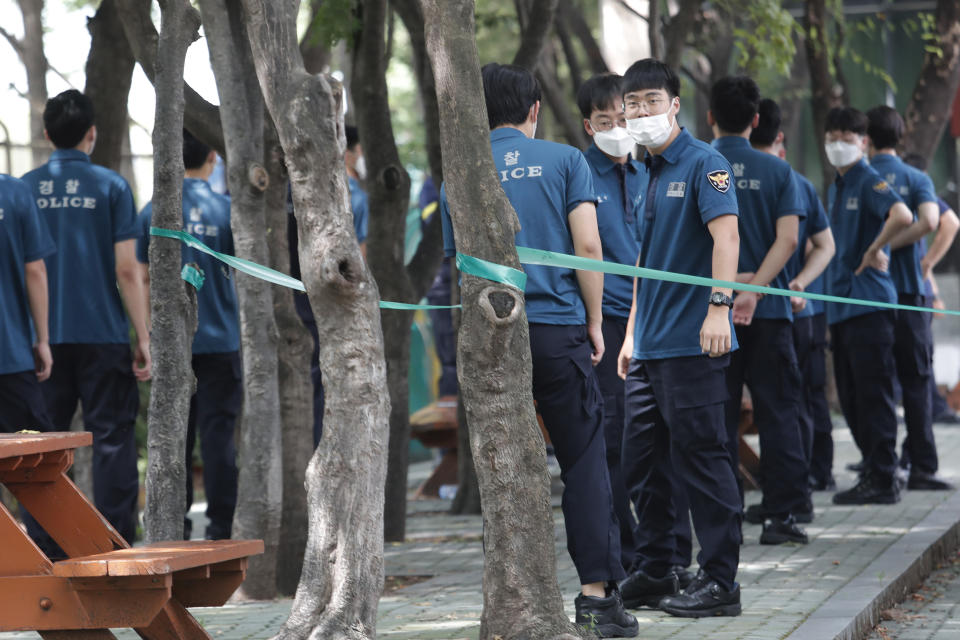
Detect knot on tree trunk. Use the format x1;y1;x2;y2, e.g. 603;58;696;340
248;163;270;191
479;285;520;322
379;164;403;191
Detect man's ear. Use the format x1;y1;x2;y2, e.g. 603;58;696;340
776;131;784;144
751;113;760;129
530;100;541;124
206;150;217;166
583;118;595;137
706;110;716;127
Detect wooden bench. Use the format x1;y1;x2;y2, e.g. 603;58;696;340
0;432;264;639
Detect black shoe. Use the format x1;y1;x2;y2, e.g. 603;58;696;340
672;565;694;590
575;586;639;638
743;503;765;525
846;461;865;473
795;503;814;524
760;515;808;545
618;568;679;609
809;475;837;492
832;474;900;505
907;472;955;491
660;577;742;618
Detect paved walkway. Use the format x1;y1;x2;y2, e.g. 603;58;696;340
4;420;960;640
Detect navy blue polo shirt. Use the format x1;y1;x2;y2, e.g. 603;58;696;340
868;153;937;296
825;158;903;325
348;176;369;244
633;128;740;360
787;170;830;319
0;175;56;375
21;149;140;344
583;143;643;320
441;127;596;325
712;136;804;321
137;179;240;354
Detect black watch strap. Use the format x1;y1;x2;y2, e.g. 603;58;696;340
709;292;734;308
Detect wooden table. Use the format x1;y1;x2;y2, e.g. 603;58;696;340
0;432;264;639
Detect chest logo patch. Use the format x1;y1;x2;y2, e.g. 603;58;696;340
846;197;859;210
707;170;730;193
666;181;686;198
0;208;4;220
873;180;890;193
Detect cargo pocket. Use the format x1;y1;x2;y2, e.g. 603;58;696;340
669;361;729;448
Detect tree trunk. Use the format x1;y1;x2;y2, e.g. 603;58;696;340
300;0;332;74
420;1;584;637
512;0;560;72
116;0;225;156
803;0;848;195
142;0;200;545
560;1;608;74
242;0;391;636
15;0;48;166
84;0;139;173
648;0;663;61
263;122;314;596
662;0;700;72
198;0;282;600
903;0;960;164
537;46;590;148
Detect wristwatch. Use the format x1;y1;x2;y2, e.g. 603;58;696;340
709;292;734;308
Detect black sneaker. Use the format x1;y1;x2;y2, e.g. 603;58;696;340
660;577;742;618
759;515;808;545
846;461;865;473
907;472;955;491
743;503;766;525
832;474;900;505
575;586;639;638
809;475;837;491
672;565;694;590
618;568;679;609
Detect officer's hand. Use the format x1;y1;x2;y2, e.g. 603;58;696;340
933;296;946;318
700;306;732;358
856;246;888;275
921;259;933;283
133;339;152;382
587;320;605;366
33;341;52;382
732;291;758;326
788;279;807;313
618;334;634;380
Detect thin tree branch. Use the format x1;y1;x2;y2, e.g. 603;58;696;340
0;25;24;56
512;0;560;71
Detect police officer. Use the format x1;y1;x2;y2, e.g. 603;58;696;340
617;59;742;618
749;99;836;502
345;125;370;258
21;90;150;543
136;130;242;539
823;106;913;505
708;78;808;544
0;173;56;553
440;63;637;637
865;107;952;491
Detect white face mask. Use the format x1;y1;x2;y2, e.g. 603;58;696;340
354;155;367;180
824;140;862;168
593;126;635;158
626;111;674;148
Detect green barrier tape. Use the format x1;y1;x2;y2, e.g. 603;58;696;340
456;252;527;291
180;264;205;291
151;227;306;292
515;246;960;317
380;301;462;310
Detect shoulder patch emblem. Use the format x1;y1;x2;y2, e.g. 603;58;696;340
873;180;890;193
707;170;730;193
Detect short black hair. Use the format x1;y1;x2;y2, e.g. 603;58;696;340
481;63;541;129
825;107;867;135
750;98;782;147
622;58;680;99
710;76;759;134
345;125;361;150
903;152;927;171
866;105;904;150
576;73;624;120
43;89;95;149
183;129;212;170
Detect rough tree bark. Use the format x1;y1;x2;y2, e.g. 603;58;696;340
662;0;700;71
560;1;608;74
804;0;849;194
300;0;332;74
84;0;140;175
0;0;48;165
143;0;200;544
420;1;584;637
242;0;391;636
902;0;960;164
198;0;283;600
353;0;445;542
262;121;313;596
116;0;225;156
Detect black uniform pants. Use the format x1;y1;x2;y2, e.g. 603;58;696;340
530;323;624;585
43;343;139;543
623;354;740;592
184;352;242;540
724;320;808;517
831;311;898;484
808;314;834;485
894;294;937;475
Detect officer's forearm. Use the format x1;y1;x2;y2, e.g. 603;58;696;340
117;268;150;343
793;229;835;290
24;259;50;344
576;269;604;326
707;214;739;296
748;215;798;288
871;202;914;252
923;209;959;272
